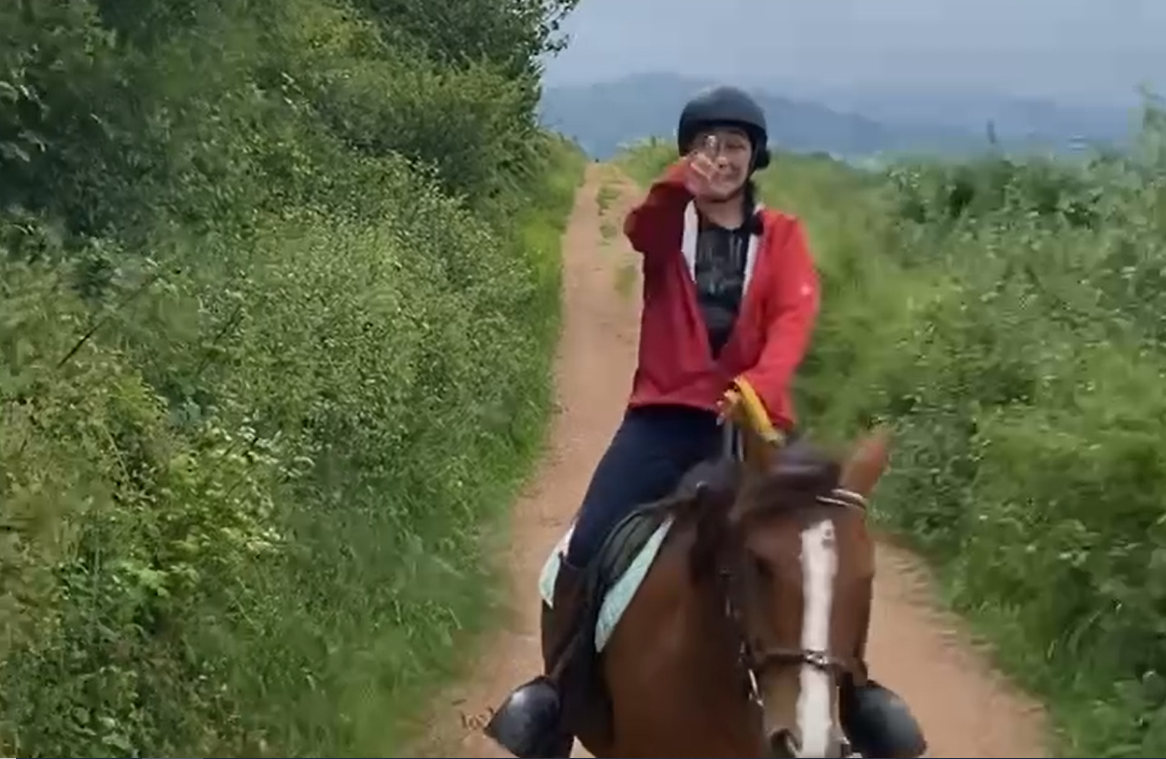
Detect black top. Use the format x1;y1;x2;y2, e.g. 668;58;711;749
693;215;751;357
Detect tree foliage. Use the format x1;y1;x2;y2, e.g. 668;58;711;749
0;0;584;755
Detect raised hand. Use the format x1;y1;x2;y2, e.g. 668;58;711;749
684;150;719;198
683;135;737;200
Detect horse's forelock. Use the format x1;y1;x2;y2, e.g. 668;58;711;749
732;440;843;524
771;440;842;491
680;446;841;580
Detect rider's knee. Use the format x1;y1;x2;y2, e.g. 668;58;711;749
564;527;597;567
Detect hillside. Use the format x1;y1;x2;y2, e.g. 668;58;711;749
812;84;1139;146
541;72;1135;159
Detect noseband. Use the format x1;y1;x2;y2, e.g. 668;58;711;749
718;487;870;708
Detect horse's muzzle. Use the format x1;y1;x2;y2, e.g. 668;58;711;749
767;728;847;758
767;727;798;757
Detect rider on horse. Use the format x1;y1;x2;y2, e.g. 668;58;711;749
486;84;926;758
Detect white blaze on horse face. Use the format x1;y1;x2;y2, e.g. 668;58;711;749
796;519;838;757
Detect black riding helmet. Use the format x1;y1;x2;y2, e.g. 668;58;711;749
677;85;771;171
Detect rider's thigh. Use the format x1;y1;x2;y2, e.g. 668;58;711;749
566;405;721;564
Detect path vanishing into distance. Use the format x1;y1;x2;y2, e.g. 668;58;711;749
416;163;1050;758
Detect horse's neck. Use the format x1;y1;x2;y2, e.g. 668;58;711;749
602;520;764;755
656;522;748;689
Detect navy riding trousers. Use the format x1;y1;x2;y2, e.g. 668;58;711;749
565;404;725;567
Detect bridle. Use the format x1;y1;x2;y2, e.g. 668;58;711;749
720;486;870;703
717;421;870;755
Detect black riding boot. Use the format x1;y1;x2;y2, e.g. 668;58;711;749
840;678;927;758
484;559;587;758
839;594;927;759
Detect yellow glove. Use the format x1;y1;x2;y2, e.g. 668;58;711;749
718;377;786;446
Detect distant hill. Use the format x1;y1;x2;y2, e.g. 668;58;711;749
538;73;1136;159
807;84;1141;144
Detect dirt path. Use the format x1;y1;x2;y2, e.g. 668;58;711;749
418;164;1049;758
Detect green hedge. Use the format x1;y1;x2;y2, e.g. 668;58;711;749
0;0;583;755
622;111;1166;757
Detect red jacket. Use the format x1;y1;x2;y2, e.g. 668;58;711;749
623;159;820;431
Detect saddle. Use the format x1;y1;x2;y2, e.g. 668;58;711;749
543;454;744;748
541;499;668;748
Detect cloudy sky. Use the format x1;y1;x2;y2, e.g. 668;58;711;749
544;0;1166;106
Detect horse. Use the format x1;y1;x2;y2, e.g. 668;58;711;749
486;382;925;758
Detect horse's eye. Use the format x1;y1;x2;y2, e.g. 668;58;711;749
750;554;772;581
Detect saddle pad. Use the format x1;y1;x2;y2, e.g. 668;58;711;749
538;518;674;651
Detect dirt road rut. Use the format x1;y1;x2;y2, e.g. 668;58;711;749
420;164;1049;758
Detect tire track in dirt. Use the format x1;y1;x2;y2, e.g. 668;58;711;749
417;164;1049;758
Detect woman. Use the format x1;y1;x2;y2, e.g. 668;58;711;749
486;85;924;759
567;85;819;569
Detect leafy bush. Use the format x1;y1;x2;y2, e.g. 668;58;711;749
0;0;584;755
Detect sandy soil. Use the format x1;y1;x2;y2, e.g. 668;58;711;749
415;164;1049;758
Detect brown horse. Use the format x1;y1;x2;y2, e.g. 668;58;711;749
486;414;925;757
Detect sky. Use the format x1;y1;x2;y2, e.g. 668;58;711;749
543;0;1166;107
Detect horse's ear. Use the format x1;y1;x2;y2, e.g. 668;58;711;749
839;425;892;499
